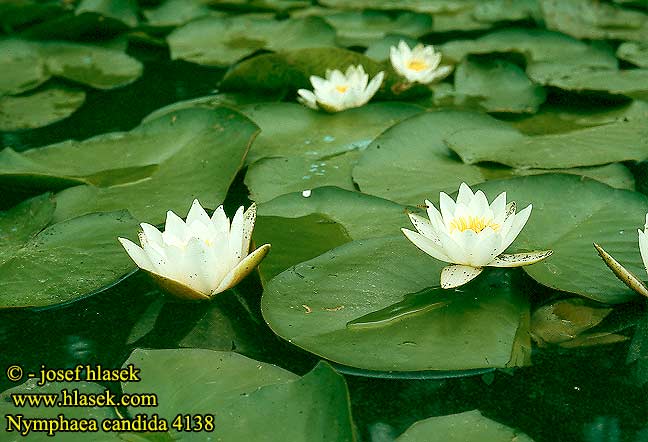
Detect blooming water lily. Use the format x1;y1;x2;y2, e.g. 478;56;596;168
297;64;384;112
390;40;453;84
119;200;270;300
402;183;552;289
594;214;648;298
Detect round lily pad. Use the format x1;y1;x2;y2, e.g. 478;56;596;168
262;235;531;372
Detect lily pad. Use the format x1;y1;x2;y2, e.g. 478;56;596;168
254;187;407;281
540;0;648;41
320;10;433;47
446;115;648;169
168;15;336;67
0;380;121;442
262;235;530;372
0;193;55;259
527;65;648;100
454;57;546;113
0;86;86;131
240;102;422;164
441;28;617;69
245;150;359;203
143;0;215;27
0;107;258;224
475;174;648;303
364;34;419;62
123;349;355;441
617;41;648;67
0;206;139;308
395;410;534;442
221;47;401;97
0;39;143;94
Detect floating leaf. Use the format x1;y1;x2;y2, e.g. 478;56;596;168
395;410;535;441
0;206;138;308
0;86;85;131
446;115;648;169
320;10;432;47
475;174;648;303
168;15;336;67
364;34;418;62
0;193;55;260
240;102;422;164
617;41;648;67
262;235;530;372
0;107;258;224
143;0;215;27
255;186;407;281
122;349;355;441
454;57;546;113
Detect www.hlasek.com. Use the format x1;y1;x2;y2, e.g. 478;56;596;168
4;364;214;437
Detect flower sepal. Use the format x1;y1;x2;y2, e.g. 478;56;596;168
593;242;648;299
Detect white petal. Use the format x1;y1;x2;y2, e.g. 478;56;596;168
408;212;440;243
594;243;648;298
439;192;456;226
241;203;257;257
211;205;229;234
441;265;483;289
162;210;189;246
639;229;648;275
469;228;502;267
118;237;155;272
501;204;532;251
213;244;271;295
402;228;452;263
490;192;507;224
297;89;318;110
228;206;246;265
489;250;553;267
140;223;163;246
456;182;474;206
425;199;445;231
186;199;211;226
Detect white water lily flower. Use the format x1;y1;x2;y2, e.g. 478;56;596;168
402;183;552;289
593;213;648;298
390;40;453;84
118;200;270;301
297;64;384;112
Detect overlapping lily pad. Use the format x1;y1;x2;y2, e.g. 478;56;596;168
262;235;531;372
221;47;401;96
446;115;648;169
0;194;139;308
617;41;648;67
453;57;546;113
0;39;143;95
0;107;258;224
168;15;336;67
396;410;535;441
475;175;648;303
123;348;355;441
0;86;86;131
255;186;408;281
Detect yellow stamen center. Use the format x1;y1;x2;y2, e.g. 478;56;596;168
407;59;428;72
335;85;349;93
449;216;500;234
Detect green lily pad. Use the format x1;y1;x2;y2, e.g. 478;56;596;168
541;0;648;41
122;349;355;441
0;206;138;308
475;174;648;303
353;111;636;205
0;86;86;131
221;47;401;97
240;102;422;164
262;235;530;372
0;193;55;260
441;28;617;68
527;66;648;100
446;115;648;169
617;41;648;67
0;107;258;224
454;57;546;113
0;380;121;441
245;150;360;203
19;0;137;39
473;0;540;23
254;187;407;281
364;34;419;62
168;15;336;67
0;39;143;94
395;410;534;442
320;10;432;47
143;0;215;27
